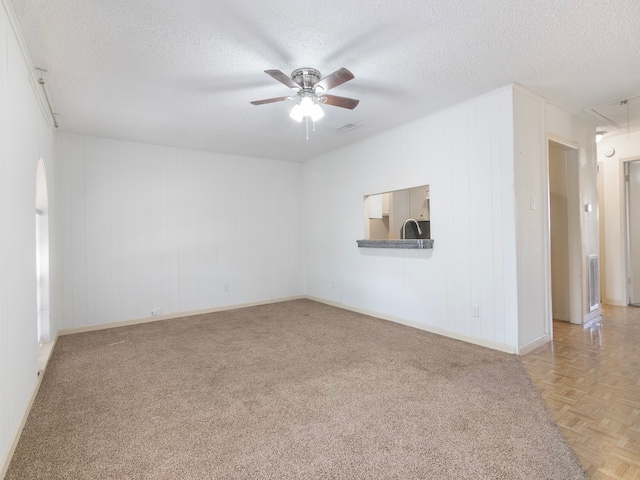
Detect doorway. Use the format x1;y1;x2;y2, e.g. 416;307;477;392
548;140;581;324
625;160;640;305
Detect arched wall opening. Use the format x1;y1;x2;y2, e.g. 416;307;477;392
35;158;50;344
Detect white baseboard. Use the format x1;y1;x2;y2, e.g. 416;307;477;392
552;312;570;322
517;333;551;356
58;296;305;336
57;295;522;355
60;295;519;354
0;335;58;479
603;298;627;307
305;296;517;354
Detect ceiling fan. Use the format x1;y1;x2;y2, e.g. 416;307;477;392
250;67;359;122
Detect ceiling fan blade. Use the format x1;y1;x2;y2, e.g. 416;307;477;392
250;96;290;106
264;69;299;90
314;67;354;92
319;94;359;110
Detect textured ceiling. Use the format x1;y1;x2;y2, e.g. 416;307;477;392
10;0;640;162
588;96;640;131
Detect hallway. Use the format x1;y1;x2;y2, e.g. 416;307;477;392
522;306;640;479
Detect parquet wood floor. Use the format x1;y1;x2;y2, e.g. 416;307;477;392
522;305;640;480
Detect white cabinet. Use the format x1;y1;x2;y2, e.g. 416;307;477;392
367;194;383;219
367;192;391;219
381;192;390;216
410;185;430;220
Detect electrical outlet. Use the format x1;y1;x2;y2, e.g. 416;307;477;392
224;284;229;292
472;305;480;317
151;308;162;316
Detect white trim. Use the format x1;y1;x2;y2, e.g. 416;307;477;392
547;133;580;151
306;296;517;354
546;135;583;336
624;159;640;307
517;333;551;356
38;340;56;373
0;335;58;479
512;83;549;104
59;295;516;354
603;298;627;307
59;296;305;335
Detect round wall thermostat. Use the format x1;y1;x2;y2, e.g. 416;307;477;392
603;146;615;157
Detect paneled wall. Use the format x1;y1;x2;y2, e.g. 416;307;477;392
512;89;548;347
57;135;303;328
0;1;58;472
513;90;599;350
303;86;599;353
303;87;520;352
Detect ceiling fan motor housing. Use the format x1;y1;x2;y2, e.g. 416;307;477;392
292;68;321;91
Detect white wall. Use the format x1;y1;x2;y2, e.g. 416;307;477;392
0;0;58;472
57;135;303;328
544;103;600;323
512;88;548;348
303;86;520;352
0;14;602;466
303;85;599;353
513;89;599;351
598;130;640;305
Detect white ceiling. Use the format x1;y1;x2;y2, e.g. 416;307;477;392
10;0;640;162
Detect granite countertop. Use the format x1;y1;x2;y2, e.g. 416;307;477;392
356;239;434;249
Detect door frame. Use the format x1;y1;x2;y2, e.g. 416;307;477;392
545;135;582;338
624;159;640;305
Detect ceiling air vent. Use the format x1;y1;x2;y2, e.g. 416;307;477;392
335;123;360;134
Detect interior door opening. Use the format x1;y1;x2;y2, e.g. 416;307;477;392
625;160;640;306
548;140;581;324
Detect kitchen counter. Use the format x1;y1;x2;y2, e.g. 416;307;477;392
356;239;434;249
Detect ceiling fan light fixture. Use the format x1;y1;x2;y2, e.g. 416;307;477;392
310;103;324;121
289;103;304;122
289;94;324;122
299;95;315;113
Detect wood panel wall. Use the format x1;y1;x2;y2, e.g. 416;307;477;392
57;135;303;328
0;2;57;472
302;87;520;351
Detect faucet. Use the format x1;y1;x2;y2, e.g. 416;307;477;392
401;218;422;239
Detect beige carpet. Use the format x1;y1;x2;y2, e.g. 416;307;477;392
7;299;587;479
